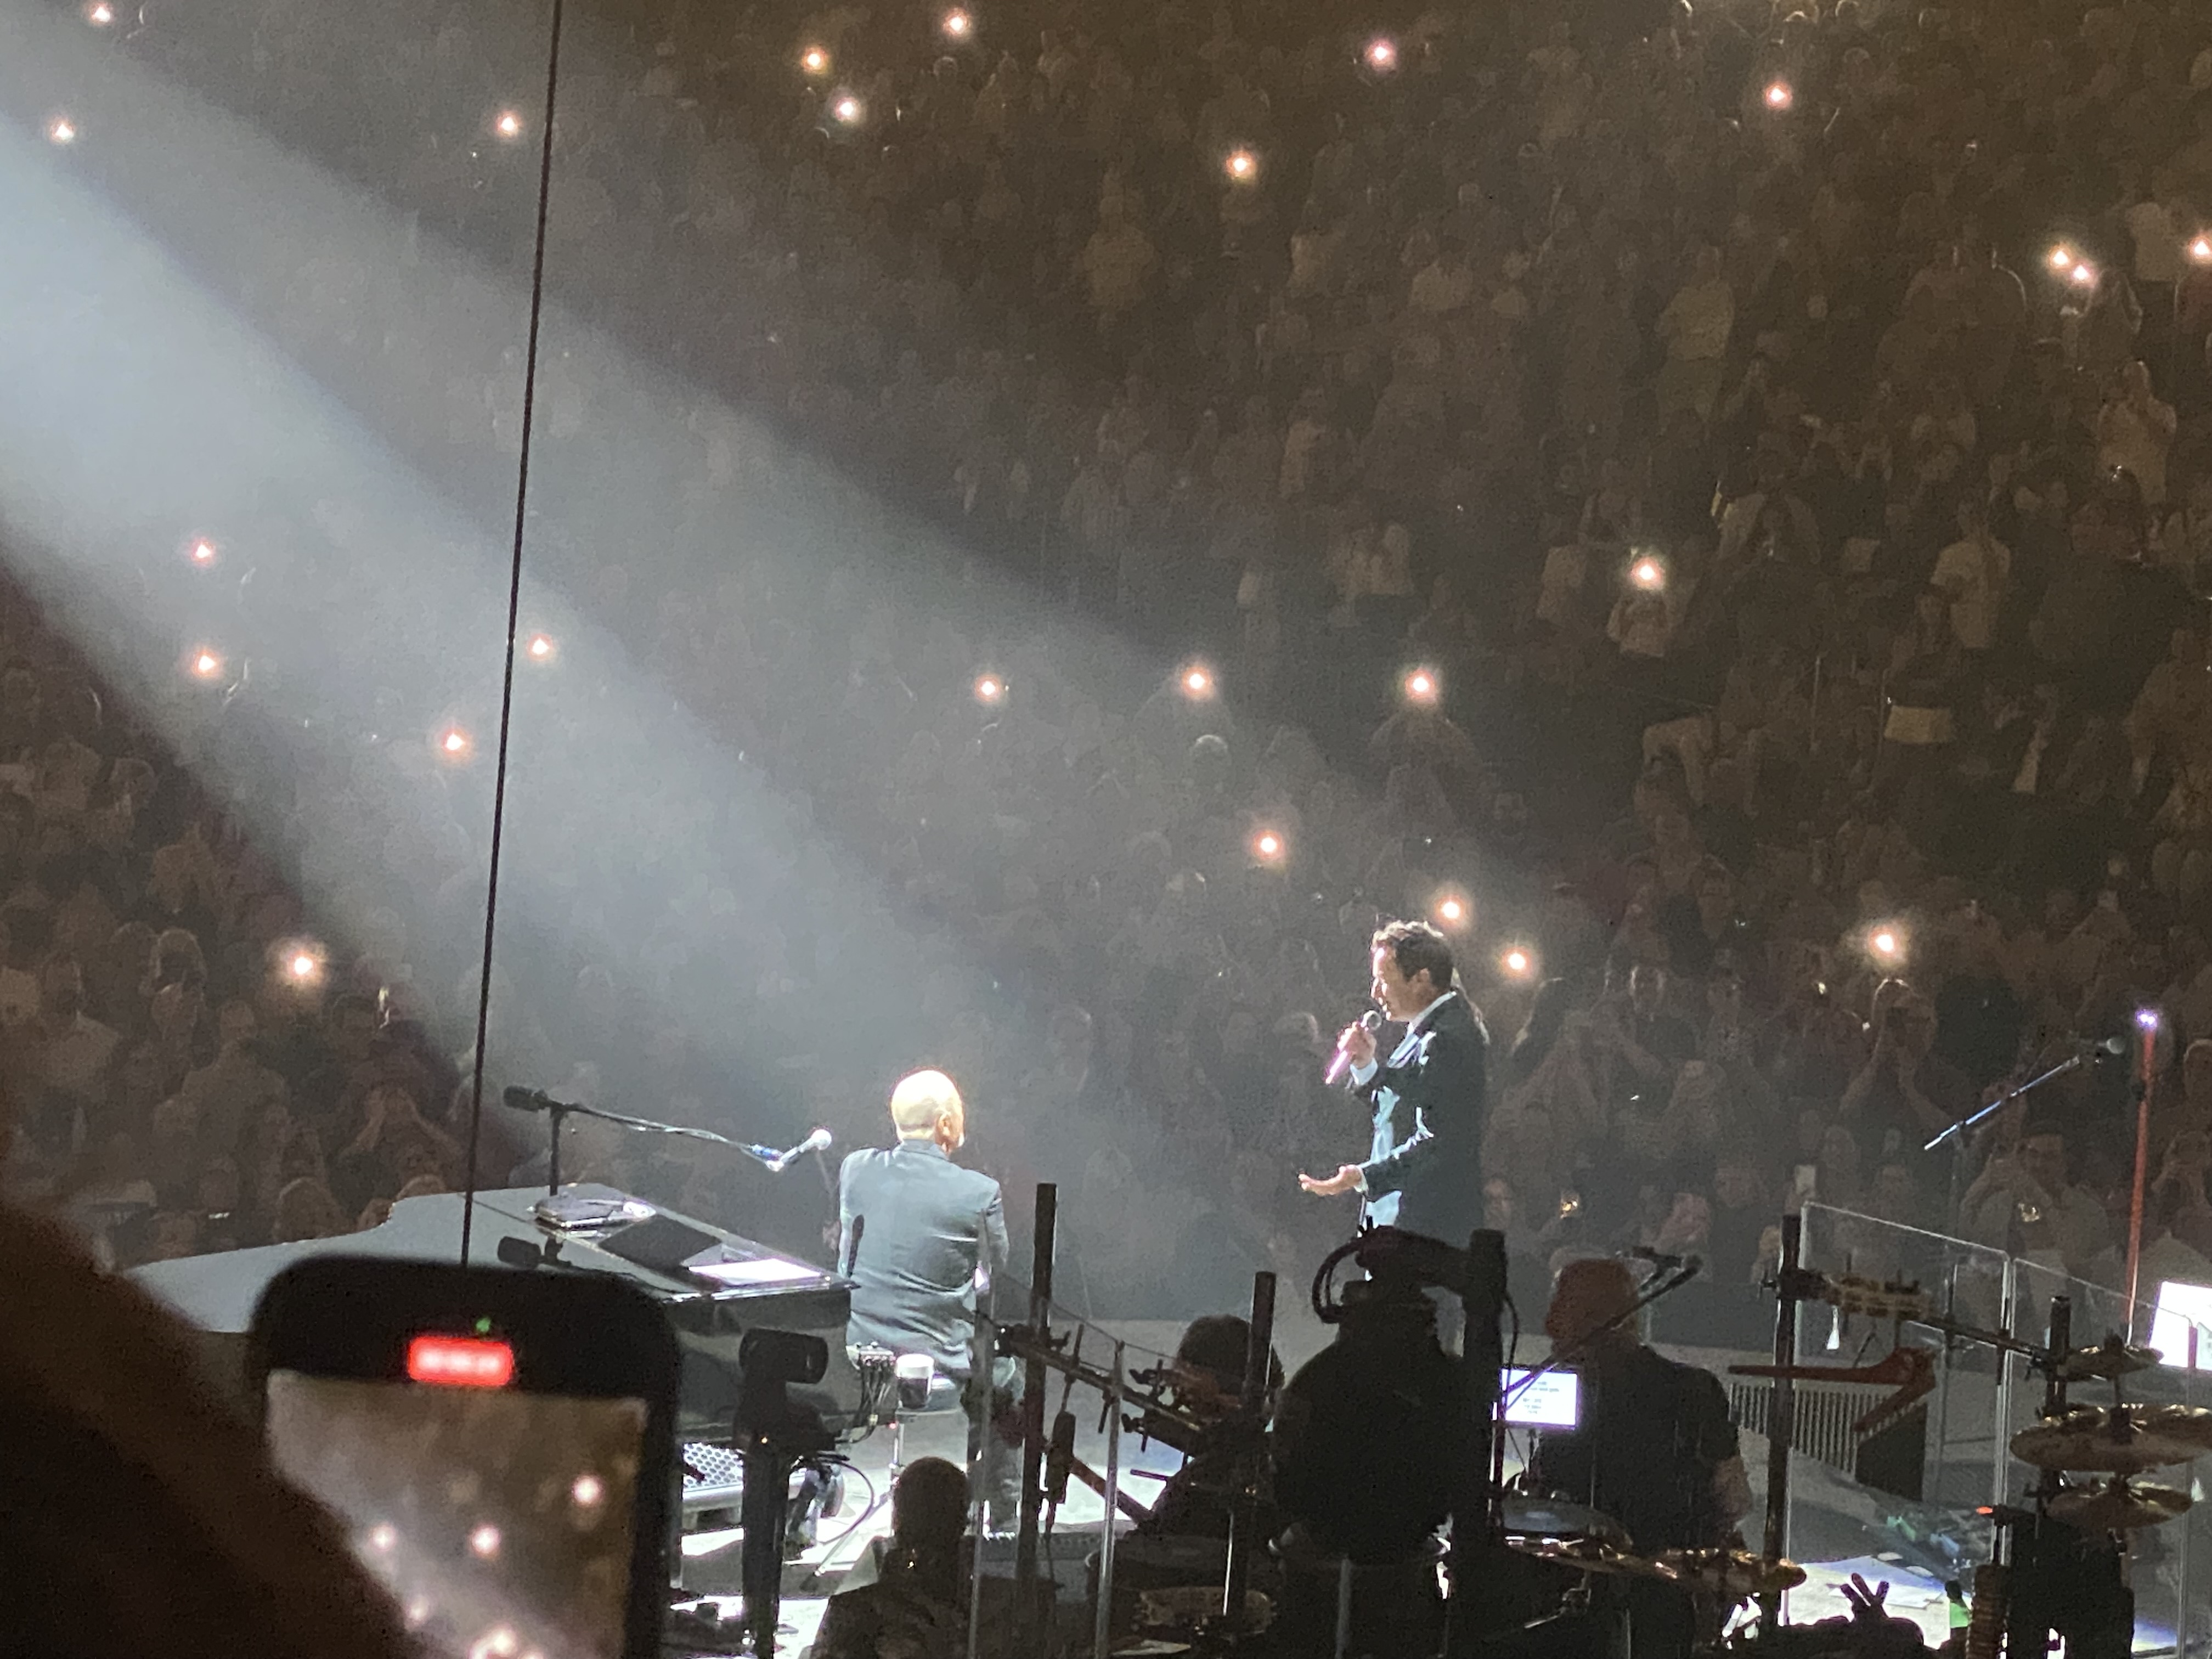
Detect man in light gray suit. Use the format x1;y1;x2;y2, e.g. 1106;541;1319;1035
837;1069;1018;1519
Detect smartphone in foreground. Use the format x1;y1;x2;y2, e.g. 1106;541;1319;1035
250;1257;681;1659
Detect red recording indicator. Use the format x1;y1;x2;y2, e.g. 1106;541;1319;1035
407;1334;516;1388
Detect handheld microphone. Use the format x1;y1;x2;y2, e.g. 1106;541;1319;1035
844;1215;866;1277
1324;1010;1385;1087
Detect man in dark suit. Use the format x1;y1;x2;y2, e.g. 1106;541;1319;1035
1300;919;1489;1248
837;1069;1017;1519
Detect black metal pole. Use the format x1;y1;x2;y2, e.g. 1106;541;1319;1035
1015;1183;1057;1631
546;1102;563;1197
456;0;567;1267
1221;1269;1276;1628
1758;1214;1803;1630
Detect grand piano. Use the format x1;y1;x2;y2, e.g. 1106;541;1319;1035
130;1183;865;1448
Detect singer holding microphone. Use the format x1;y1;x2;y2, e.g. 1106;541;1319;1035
1299;921;1489;1254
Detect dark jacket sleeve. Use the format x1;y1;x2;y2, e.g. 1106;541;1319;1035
1357;1011;1487;1199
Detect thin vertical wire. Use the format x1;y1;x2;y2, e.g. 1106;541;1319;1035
459;0;567;1265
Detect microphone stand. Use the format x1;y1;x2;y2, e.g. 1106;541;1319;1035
1923;1045;2104;1232
512;1094;789;1198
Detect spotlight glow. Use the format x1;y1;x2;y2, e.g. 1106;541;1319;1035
800;44;831;75
494;110;524;139
1180;664;1216;699
525;632;555;661
1763;80;1793;110
1502;947;1534;978
1630;556;1666;591
1253;829;1284;861
468;1524;502;1559
86;1;114;24
287;950;320;982
974;674;1004;704
467;1626;520;1659
1224;148;1259;183
831;93;865;126
941;8;973;38
187;537;218;566
2193;236;2212;265
366;1523;398;1554
47;117;77;145
1403;667;1440;705
2070;260;2097;286
1365;37;1398;70
188;647;224;680
2048;245;2075;270
571;1472;605;1508
1869;926;1904;963
1434;893;1471;930
2136;1007;2162;1032
438;726;472;759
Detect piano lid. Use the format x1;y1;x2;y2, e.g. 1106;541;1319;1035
129;1186;849;1334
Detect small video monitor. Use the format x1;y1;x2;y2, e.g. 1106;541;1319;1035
1500;1365;1581;1430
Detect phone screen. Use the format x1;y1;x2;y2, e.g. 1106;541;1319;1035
266;1369;650;1659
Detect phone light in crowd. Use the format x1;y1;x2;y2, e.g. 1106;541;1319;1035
2193;236;2212;265
437;725;472;760
800;44;831;75
973;673;1005;704
1179;663;1216;699
1402;666;1441;706
1364;36;1398;71
407;1333;516;1388
188;647;224;680
47;116;77;145
941;8;973;40
831;93;866;126
86;1;114;24
468;1525;503;1560
1629;555;1666;591
1253;828;1285;862
571;1472;605;1508
1763;80;1793;110
1224;148;1259;184
525;631;556;662
1868;925;1905;964
1501;946;1536;979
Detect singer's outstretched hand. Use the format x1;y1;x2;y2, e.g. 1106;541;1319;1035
1299;1164;1363;1198
1336;1021;1378;1069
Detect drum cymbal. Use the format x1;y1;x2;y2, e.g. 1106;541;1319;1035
2011;1405;2212;1474
2055;1337;2164;1383
2048;1479;2192;1532
1500;1495;1628;1545
1652;1548;1807;1600
1504;1534;1678;1582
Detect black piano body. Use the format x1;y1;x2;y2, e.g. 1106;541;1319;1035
129;1185;862;1446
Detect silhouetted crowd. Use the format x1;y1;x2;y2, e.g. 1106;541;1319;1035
8;0;2212;1330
